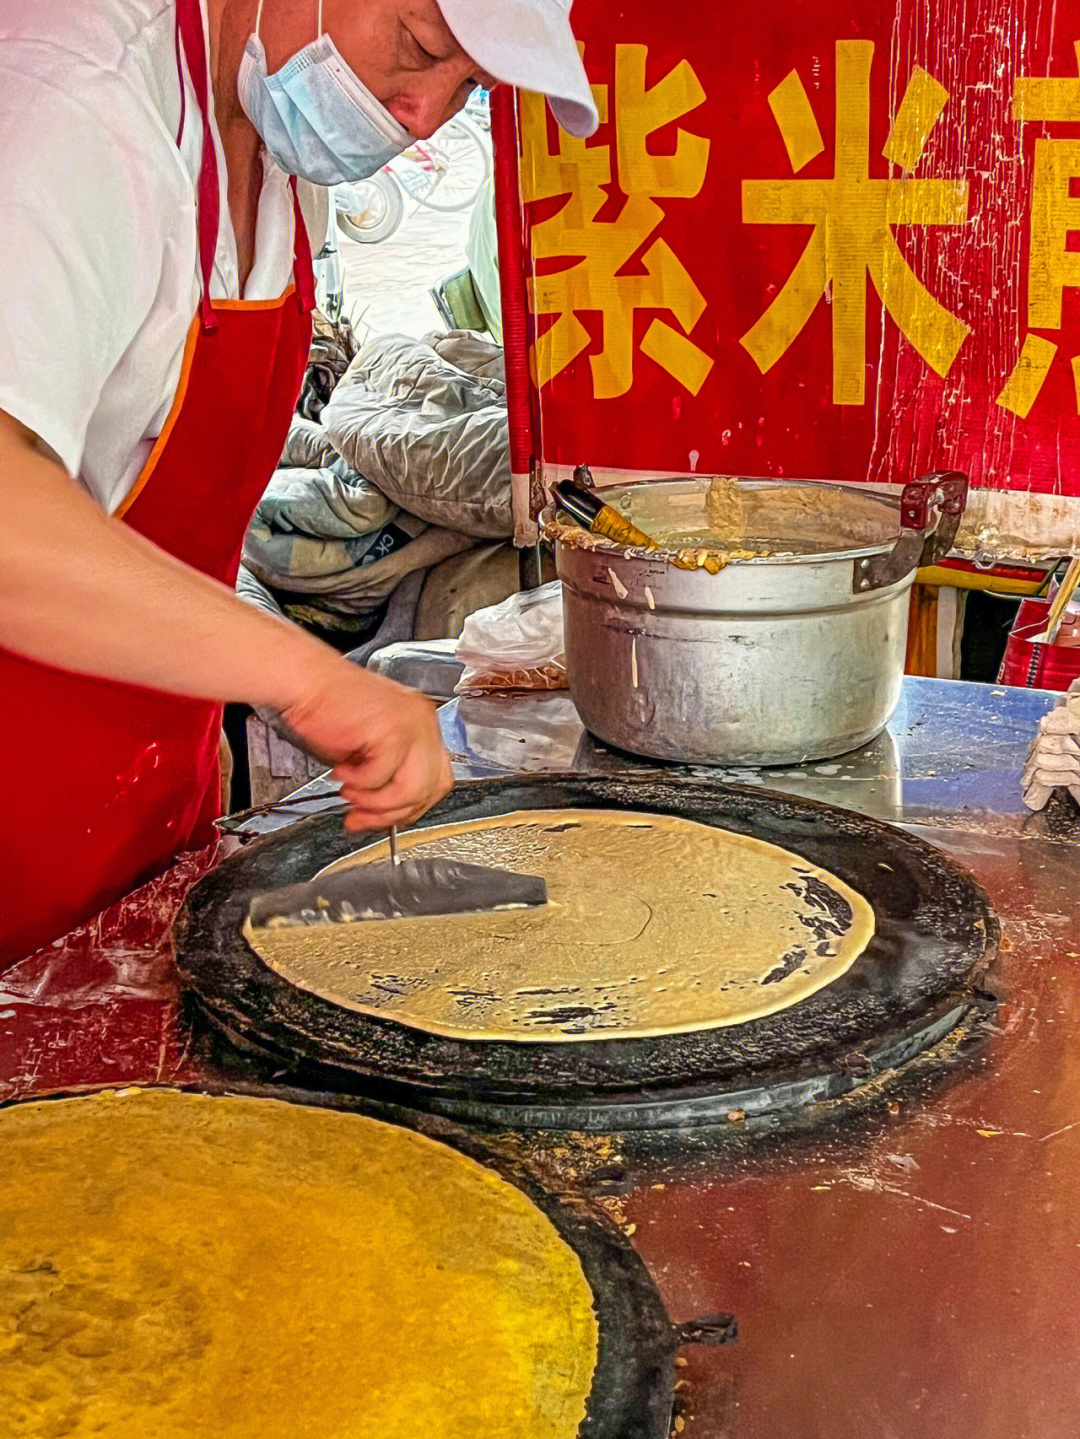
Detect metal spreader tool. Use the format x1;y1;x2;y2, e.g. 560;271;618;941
248;823;548;930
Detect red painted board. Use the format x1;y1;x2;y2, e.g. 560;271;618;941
511;1;1080;527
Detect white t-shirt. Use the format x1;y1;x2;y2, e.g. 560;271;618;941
0;0;326;512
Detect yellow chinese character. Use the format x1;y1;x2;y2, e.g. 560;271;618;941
741;40;971;406
520;46;714;400
997;42;1080;418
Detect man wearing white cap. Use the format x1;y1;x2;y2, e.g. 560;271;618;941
0;0;597;960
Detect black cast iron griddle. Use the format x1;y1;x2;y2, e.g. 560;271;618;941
1;1080;731;1439
177;775;999;1130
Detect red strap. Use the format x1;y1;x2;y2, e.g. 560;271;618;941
173;7;187;147
289;178;317;314
490;88;535;480
176;0;313;322
175;0;220;332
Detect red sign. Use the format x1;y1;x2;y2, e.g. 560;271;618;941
506;1;1080;549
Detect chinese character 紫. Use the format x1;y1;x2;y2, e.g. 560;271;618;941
520;46;714;400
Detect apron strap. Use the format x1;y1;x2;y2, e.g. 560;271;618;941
173;8;187;147
289;178;317;314
175;0;220;332
176;0;314;323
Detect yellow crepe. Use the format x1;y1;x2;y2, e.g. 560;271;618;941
245;809;875;1043
0;1089;598;1439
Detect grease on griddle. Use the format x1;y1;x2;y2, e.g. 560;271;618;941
761;948;809;985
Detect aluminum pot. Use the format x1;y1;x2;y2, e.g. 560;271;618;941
540;473;966;766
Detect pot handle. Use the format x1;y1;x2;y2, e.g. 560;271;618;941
855;471;968;593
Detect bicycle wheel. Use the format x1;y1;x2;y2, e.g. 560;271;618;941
415;116;492;214
335;174;406;244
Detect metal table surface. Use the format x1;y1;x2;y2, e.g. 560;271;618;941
3;675;1080;1438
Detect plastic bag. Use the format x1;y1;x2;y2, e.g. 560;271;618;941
454;581;566;694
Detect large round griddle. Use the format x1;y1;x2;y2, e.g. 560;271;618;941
178;775;998;1129
1;1081;717;1439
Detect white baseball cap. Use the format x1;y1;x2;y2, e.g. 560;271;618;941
438;0;599;137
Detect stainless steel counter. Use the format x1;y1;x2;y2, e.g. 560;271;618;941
229;675;1058;837
437;676;1054;824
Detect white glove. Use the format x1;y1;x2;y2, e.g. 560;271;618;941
1022;679;1080;810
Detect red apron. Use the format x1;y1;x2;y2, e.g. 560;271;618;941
0;0;314;963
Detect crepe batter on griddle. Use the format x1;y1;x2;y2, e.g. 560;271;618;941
245;810;875;1041
0;1089;598;1439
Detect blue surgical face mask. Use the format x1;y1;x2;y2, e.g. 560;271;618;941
237;0;413;186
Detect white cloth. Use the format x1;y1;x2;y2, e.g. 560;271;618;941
0;0;325;512
1022;680;1080;811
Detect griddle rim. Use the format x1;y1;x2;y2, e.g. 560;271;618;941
177;774;999;1105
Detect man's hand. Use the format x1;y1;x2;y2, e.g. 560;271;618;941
280;663;453;830
0;409;452;834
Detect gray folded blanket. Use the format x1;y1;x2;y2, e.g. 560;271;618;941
321;331;513;540
239;330;510;632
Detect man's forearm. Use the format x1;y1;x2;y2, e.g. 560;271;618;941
0;413;339;711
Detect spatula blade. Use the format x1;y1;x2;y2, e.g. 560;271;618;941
248;858;548;929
